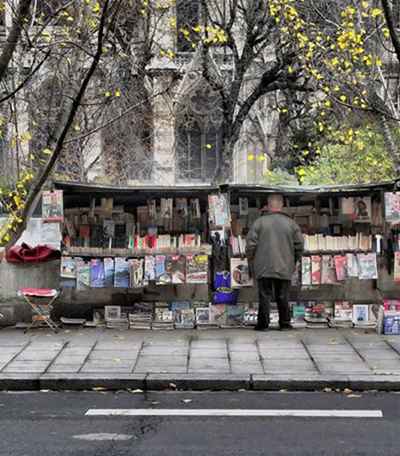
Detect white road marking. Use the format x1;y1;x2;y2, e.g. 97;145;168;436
85;409;383;418
73;433;133;441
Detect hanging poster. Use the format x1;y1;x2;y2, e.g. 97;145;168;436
104;257;115;287
385;192;400;224
311;255;321;285
208;194;231;227
357;253;378;280
394;252;400;283
346;253;359;278
42;190;64;223
353;197;371;222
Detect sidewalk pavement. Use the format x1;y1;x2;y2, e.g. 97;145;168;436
1;327;400;391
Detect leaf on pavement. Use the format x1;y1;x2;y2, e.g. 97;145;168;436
347;394;362;398
181;399;192;404
343;388;353;394
92;387;107;391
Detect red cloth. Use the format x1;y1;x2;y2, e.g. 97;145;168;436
19;288;58;297
6;243;61;264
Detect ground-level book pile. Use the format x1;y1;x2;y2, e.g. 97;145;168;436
171;302;195;329
329;301;353;328
352;304;377;328
304;302;332;328
152;308;174;330
104;305;129;329
128;303;153;329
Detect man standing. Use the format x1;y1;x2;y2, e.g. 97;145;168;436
246;194;304;331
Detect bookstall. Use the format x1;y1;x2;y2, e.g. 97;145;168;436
51;180;400;333
224;181;400;333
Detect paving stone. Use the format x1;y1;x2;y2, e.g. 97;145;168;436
14;352;59;361
189;359;230;371
260;351;310;360
263;360;316;372
47;365;82;373
89;350;139;360
229;351;260;362
135;365;188;374
0;346;26;354
54;355;88;364
231;363;264;374
140;346;188;356
3;361;49;373
228;343;256;352
191;339;227;349
190;348;227;358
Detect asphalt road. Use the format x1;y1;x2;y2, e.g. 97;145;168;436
0;390;399;455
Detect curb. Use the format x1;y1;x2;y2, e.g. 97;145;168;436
0;373;399;391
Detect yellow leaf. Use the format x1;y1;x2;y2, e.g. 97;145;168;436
247;154;255;161
115;89;121;97
42;148;53;155
339;95;347;102
104;91;111;97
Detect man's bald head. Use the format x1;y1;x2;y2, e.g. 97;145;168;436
267;194;284;212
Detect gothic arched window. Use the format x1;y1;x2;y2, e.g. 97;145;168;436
176;77;223;182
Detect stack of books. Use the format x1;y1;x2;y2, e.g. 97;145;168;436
152;309;175;330
328;301;353;328
304;302;330;328
195;307;219;329
128;312;152;329
106;313;129;330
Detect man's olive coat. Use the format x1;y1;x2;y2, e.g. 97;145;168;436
246;211;304;281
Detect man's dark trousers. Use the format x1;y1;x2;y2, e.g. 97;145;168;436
257;278;291;328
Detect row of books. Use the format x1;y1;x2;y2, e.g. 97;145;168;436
292;301;378;329
100;302;259;330
303;234;374;252
60;254;209;288
130;234;202;250
300;253;378;285
94;301;378;330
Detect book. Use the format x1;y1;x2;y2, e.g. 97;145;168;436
384;192;400;224
42;190;64;223
90;259;105;288
352;304;369;325
144;255;156;282
384;314;400;335
170;255;186;284
357;253;378;280
104;305;121;320
160;198;173;219
176;198;188;217
104;257;114;287
60;256;76;279
311;255;321;285
334;255;347;281
301;257;312;286
186;254;209;283
190;198;201;219
304;301;328;325
230;258;253;288
114;257;130;288
239;197;249;216
243;307;258;326
292;302;306;320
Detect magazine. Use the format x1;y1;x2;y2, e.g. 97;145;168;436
230;258;253;288
60;256;76;279
155;255;167;284
160;198;173;219
334;255;347;281
129;258;145;288
104;305;121;320
114;257;130;288
195;307;210;324
209;304;226;326
144;255;155;282
186;254;209;283
104;257;114;287
384;192;400;223
42;190;64;223
90;259;105;288
208;194;231;227
175;308;195;328
321;255;337;284
346;253;359;278
76;258;90;290
334;301;353;321
301;257;312;286
311;255;321;285
170;255;186;284
394;252;400;283
357;253;378;280
352;304;369;324
353;197;371;222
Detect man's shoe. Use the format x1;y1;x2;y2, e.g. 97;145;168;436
279;323;294;331
254;326;269;332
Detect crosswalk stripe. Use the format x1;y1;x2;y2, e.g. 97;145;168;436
85;409;383;418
